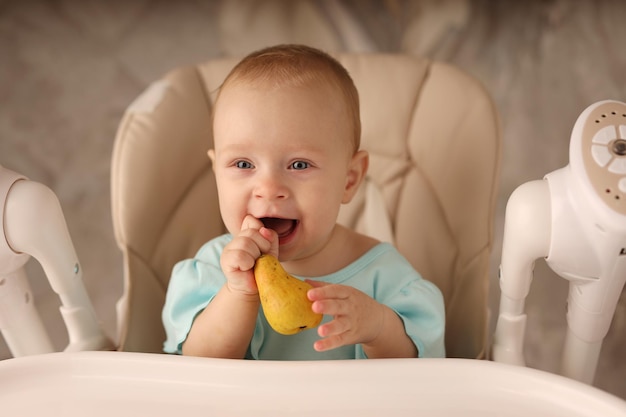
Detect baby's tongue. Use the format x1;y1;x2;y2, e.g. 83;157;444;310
262;218;294;237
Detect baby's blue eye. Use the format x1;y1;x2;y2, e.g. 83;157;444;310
235;160;253;169
291;161;309;170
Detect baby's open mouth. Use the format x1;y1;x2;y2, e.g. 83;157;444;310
260;217;298;239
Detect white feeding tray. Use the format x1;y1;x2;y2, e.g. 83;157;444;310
1;351;625;417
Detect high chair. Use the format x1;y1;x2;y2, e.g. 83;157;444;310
5;52;626;417
110;52;502;358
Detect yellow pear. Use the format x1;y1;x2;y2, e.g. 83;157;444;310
253;254;323;335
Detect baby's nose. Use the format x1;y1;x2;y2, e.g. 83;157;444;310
254;172;288;200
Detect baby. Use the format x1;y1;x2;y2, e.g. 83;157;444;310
162;44;445;360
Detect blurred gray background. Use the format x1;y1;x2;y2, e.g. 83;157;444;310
1;0;625;399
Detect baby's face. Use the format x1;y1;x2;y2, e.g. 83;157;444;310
210;81;358;262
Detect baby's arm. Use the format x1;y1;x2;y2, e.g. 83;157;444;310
182;216;277;358
307;283;418;358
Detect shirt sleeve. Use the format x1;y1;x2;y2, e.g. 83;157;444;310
161;236;229;354
368;246;446;358
389;278;446;358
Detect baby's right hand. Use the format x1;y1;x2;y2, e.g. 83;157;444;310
220;215;278;297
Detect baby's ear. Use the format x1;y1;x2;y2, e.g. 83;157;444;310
342;150;369;204
207;149;216;169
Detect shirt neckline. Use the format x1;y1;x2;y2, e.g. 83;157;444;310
294;242;394;284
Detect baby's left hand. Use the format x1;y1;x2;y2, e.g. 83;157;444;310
306;281;384;352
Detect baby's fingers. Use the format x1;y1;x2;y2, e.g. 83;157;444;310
317;316;348;338
310;297;346;316
239;215;278;257
314;335;345;352
259;227;279;258
314;321;350;352
241;214;264;231
307;281;346;302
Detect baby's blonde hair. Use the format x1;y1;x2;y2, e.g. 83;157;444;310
215;44;361;153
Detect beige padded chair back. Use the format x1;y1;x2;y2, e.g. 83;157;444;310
111;53;501;358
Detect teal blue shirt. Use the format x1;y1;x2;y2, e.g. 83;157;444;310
162;234;445;359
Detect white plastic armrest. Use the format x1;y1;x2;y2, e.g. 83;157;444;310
5;180;114;352
493;179;551;365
